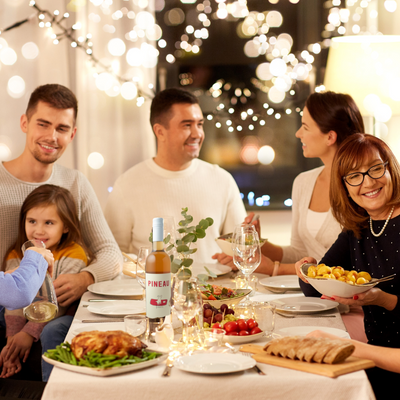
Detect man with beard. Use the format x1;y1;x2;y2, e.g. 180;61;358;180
0;84;121;385
105;88;246;263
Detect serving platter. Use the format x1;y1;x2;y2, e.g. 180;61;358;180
71;322;125;336
174;353;256;374
42;351;167;377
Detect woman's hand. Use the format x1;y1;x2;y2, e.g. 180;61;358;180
211;253;236;270
244;212;261;238
27;248;54;277
322;288;398;310
0;354;22;378
5;332;34;363
295;257;317;283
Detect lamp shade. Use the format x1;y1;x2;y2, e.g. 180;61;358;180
324;35;400;117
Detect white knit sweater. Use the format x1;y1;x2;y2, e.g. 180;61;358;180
281;166;343;263
0;162;122;282
104;158;247;263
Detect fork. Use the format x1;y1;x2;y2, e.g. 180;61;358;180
241;352;266;375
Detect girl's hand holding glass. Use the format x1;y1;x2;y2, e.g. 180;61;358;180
25;247;54;277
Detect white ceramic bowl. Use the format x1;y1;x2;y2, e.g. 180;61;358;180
215;237;267;257
202;288;252;308
223;330;265;344
301;263;378;298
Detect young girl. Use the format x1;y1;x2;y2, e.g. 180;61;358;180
0;184;93;381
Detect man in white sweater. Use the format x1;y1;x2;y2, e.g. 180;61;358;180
1;84;121;306
105;88;246;263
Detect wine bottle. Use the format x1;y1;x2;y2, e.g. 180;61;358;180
145;217;171;341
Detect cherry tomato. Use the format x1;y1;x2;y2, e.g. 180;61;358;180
250;327;262;335
212;323;222;330
226;331;239;336
239;330;250;336
224;321;239;333
247;319;258;330
237;319;248;331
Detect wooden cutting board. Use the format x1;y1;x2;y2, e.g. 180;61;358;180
240;344;375;378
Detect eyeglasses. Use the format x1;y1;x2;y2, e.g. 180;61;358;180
343;161;388;187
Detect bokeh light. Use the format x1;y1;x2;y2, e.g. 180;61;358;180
121;82;138;100
87;152;105;169
0;47;17;65
258;146;275;165
7;76;26;98
21;42;39;59
107;38;126;56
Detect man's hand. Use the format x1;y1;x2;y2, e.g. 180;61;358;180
211;253;236;270
27;248;54;277
5;332;34;363
54;271;94;307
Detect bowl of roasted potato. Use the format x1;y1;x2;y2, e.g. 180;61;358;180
300;263;380;298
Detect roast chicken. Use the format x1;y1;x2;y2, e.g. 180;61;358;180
71;330;147;360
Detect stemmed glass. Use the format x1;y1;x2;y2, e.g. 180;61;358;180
22;240;58;323
136;246;150;300
172;278;203;348
161;216;177;256
232;225;261;297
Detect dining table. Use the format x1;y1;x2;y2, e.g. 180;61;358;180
41;268;376;400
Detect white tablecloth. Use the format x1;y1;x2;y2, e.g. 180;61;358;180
42;273;375;400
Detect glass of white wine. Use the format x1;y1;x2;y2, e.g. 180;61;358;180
136;246;149;299
22;240;58;323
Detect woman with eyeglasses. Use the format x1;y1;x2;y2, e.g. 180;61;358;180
295;133;400;399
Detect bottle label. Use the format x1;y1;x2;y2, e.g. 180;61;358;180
145;272;171;318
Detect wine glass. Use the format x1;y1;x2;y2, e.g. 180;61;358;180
136;246;150;299
22;240;58;323
172;278;203;347
161;216;176;256
232;227;261;299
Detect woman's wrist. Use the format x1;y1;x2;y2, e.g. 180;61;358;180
379;292;398;311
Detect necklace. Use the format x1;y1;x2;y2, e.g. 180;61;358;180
369;205;395;237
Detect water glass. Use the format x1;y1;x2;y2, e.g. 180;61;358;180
136;246;149;290
252;301;275;337
22;240;58;323
124;315;149;341
203;328;226;349
161;216;177;256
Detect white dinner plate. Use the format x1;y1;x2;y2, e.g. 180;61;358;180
42;351;167;377
87;300;145;317
276;326;350;339
270;296;339;314
71;323;125;336
259;276;301;291
223;330;265;344
191;262;231;276
175;353;256;374
88;280;143;297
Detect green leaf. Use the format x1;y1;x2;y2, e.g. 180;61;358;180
181;258;193;267
176;239;183;246
176;244;190;253
149;232;153;243
185;215;193;224
196;228;206;239
198;219;209;229
171;263;181;274
182;248;197;255
163;234;171;245
177;268;192;280
172;258;182;266
186;226;196;233
204;266;217;278
170;255;174;262
182;233;196;244
178;219;188;227
206;217;214;226
197;274;209;283
181;207;188;215
177;228;187;234
165;244;174;252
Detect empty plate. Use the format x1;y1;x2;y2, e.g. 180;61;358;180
270;296;339;314
277;326;350;339
88;280;143;297
175;353;256;374
259;276;301;291
87;300;145;317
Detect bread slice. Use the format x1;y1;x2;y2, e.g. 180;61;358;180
323;341;355;364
